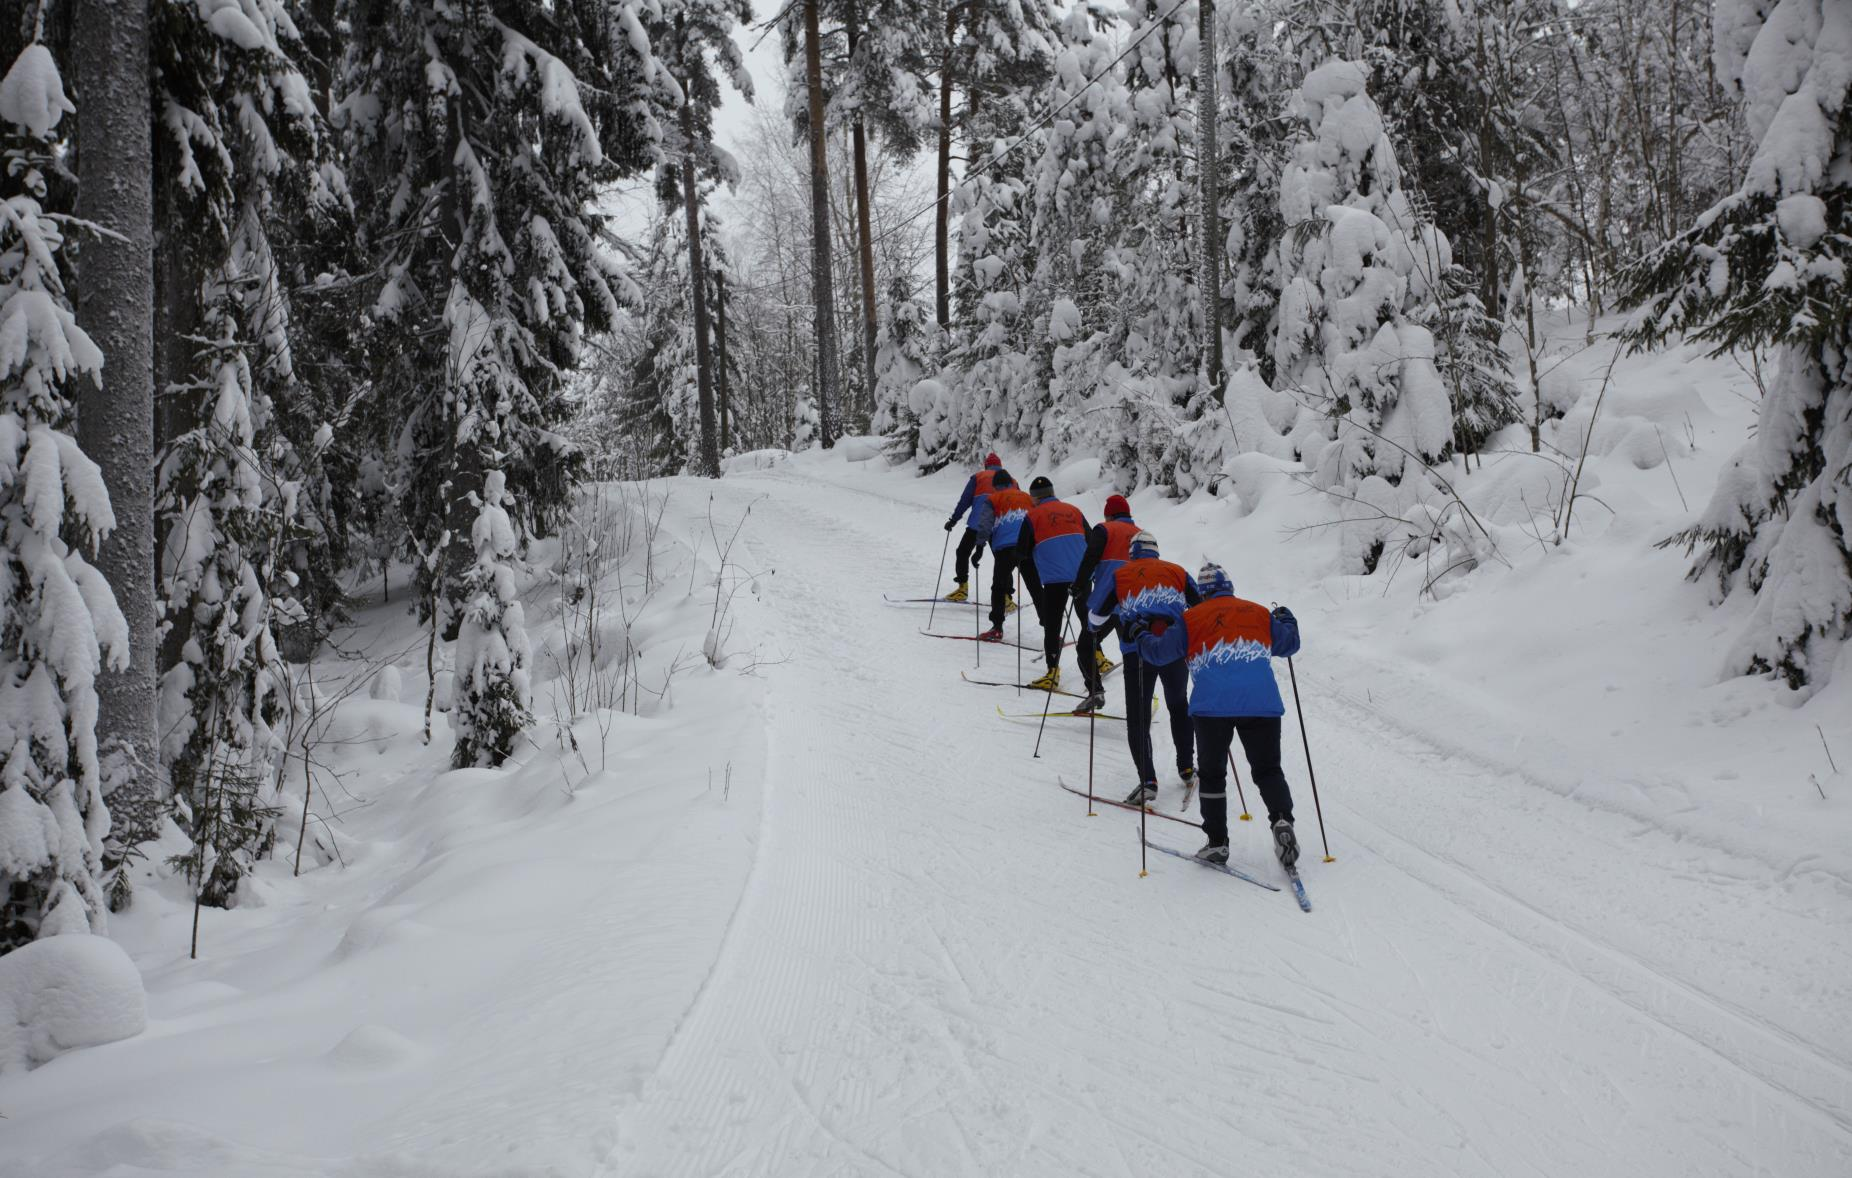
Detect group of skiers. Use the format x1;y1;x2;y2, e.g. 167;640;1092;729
942;454;1303;869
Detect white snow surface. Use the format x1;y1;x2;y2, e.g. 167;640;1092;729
0;934;146;1074
3;329;1850;1175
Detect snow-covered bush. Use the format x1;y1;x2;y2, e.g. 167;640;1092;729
0;43;128;949
1622;0;1852;690
0;931;145;1072
452;471;534;768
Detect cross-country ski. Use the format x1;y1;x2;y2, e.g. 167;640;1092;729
8;15;1848;1177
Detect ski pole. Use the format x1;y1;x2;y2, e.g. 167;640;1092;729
1014;568;1022;696
926;528;953;631
1087;708;1097;817
1286;656;1333;862
1032;607;1074;759
972;550;982;669
1139;781;1149;878
1227;750;1252;821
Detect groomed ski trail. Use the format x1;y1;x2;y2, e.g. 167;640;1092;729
604;460;1852;1178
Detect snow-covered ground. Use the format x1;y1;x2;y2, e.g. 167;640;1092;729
4;332;1849;1176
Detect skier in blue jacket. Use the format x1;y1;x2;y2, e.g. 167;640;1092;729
1131;562;1302;867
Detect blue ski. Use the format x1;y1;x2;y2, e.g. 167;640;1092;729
1284;867;1312;912
1142;837;1280;892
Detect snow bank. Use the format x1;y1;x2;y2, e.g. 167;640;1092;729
721;447;791;473
834;435;886;463
0;934;145;1073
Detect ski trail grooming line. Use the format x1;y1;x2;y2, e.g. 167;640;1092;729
1142;837;1281;892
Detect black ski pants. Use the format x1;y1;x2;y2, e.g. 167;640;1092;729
954;527;981;583
1030;580;1101;690
1194;715;1295;845
988;547;1022;627
1122;649;1193;785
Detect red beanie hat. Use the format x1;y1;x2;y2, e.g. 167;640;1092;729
1104;494;1131;518
984;452;1002;468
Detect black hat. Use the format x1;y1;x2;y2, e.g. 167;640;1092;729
1029;476;1054;499
993;470;1014;488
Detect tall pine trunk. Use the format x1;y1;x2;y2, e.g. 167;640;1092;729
715;272;733;451
934;3;957;330
847;0;879;419
802;0;841;445
678;37;721;478
1197;0;1222;399
74;0;163;883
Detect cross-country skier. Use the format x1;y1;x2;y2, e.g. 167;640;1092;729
1069;493;1139;712
1131;562;1302;867
968;471;1036;642
1013;477;1103;698
1087;530;1198;805
941;452;1004;602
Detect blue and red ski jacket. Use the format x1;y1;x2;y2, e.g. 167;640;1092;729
1015;498;1090;585
970;487;1035;552
1134;595;1301;716
1088;557;1200;653
1075;517;1140;604
948;465;1003;527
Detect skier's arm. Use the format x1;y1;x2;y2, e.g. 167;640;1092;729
1134;615;1188;666
948;474;977;528
1270;606;1301;658
1087;579;1117;631
1014;517;1036;567
1073;524;1108;596
970;496;996;543
1184;576;1202;608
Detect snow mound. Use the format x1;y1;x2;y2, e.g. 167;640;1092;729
721;448;791;474
1050;455;1109;495
326;1024;421;1071
0;933;145;1073
835;435;886;463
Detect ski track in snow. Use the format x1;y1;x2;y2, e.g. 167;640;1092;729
604;461;1852;1178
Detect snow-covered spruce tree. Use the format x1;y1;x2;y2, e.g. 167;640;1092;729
1216;2;1290;385
1275;63;1453;474
0;42;129;948
931;114;1043;472
1622;0;1852;691
338;0;655;637
620;215;698;478
871;273;942;458
1029;7;1130;471
451;470;532;767
153;0;336;906
1274;60;1457;572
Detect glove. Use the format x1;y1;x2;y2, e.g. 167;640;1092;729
944;517;957;532
1122;616;1150;642
1071;584;1089;610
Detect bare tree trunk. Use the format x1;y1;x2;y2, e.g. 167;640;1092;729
678;38;721;478
803;0;841;445
715;271;733;451
846;0;880;419
74;0;163;885
1197;0;1222;400
934;2;957;331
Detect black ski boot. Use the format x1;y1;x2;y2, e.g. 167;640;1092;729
1122;781;1158;806
1272;819;1299;869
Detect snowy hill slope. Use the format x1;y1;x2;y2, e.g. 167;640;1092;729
3;337;1849;1177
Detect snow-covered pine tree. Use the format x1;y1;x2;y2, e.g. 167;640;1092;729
1276;62;1454;475
872;273;942;458
1275;59;1456;572
451;470;532;767
1029;7;1128;469
0;41;129;948
338;0;657;635
153;0;336;907
1622;0;1852;691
